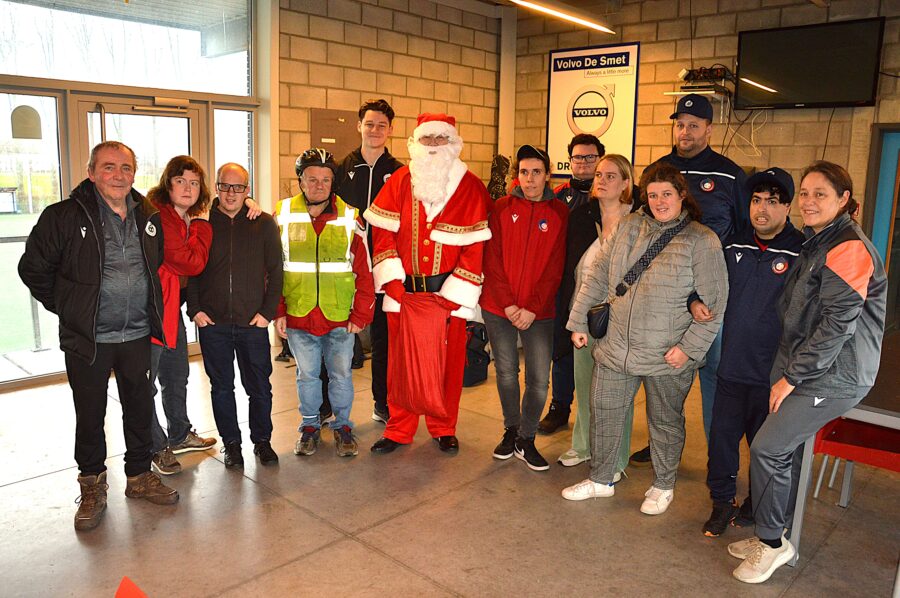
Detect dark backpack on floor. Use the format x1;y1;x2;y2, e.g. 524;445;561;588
463;321;490;387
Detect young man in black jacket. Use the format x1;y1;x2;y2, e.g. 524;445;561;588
18;141;179;531
187;163;283;468
335;99;403;423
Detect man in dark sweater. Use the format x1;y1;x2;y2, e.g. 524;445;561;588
335;99;403;424
187;163;283;468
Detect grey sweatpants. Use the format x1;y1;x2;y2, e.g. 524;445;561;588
588;364;695;489
750;393;864;541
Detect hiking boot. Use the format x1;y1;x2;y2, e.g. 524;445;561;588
562;478;615;501
537;403;570;435
171;429;217;454
732;496;754;528
557;448;590;467
151;447;182;476
629;445;652;467
74;471;108;531
253;441;278;465
703;500;739;537
640;486;674;515
371;405;390;424
514;437;549;471
334;426;359;457
124;471;179;505
294;426;321;456
222;442;244;468
492;426;517;460
733;538;795;584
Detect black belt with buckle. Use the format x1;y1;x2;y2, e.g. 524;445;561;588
403;272;451;293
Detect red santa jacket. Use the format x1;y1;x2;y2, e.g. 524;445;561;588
480;188;568;321
152;202;212;347
364;164;492;320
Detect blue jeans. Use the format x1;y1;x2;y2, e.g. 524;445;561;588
150;312;191;452
483;311;553;439
198;323;273;445
286;327;355;431
698;326;723;442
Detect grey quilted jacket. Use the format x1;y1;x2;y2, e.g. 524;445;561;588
567;207;728;376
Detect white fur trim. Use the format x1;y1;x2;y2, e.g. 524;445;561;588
364;207;400;232
372;257;405;293
413;119;458;141
382;294;401;313
430;226;492;247
439;273;482;310
450;305;475;320
421;159;468;221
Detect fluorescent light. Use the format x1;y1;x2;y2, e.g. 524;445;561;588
663;90;718;96
740;77;778;94
510;0;615;35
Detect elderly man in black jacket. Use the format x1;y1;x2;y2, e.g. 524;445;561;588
18;141;179;532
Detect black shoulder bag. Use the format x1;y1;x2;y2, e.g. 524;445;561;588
588;217;690;338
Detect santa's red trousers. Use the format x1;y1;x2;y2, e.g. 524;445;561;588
383;312;467;443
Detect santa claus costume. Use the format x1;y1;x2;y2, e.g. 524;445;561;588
363;113;492;452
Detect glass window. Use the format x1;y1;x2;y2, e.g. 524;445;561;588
0;0;251;96
214;109;252;187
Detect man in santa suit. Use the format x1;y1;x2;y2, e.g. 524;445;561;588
364;113;492;454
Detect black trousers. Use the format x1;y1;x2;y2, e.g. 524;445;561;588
370;294;389;410
706;377;769;503
65;336;154;477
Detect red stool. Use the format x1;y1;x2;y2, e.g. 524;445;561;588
813;417;900;507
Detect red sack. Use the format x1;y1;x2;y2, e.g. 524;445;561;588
390;293;452;418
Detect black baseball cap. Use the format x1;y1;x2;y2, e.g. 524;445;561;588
669;93;713;121
516;144;550;172
746;167;795;203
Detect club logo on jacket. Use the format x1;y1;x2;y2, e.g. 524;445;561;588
145;222;157;236
700;178;715;192
735;252;743;263
772;256;789;275
512;213;519;223
384;173;392;183
348;171;355;180
814;396;826;406
80;226;86;238
538;219;549;232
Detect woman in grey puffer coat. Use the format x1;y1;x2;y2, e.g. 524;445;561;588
561;162;728;515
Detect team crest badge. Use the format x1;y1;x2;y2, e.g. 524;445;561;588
538;219;549;232
384;173;392;183
685;100;694;107
772;256;789;275
145;222;157;236
700;178;715;192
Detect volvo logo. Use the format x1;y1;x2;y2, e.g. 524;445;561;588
566;85;615;137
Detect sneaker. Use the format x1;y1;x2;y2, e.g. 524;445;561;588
223;442;244;468
124;471;179;505
253;441;278;465
537;403;570;435
514;437;549;471
640;486;674;515
171;429;217;454
334;426;359;457
151;447;182;475
728;533;787;560
74;471;108;531
319;410;336;427
562;478;615;501
557;448;590;467
371;405;390;424
294;426;320;456
629;445;652;467
731;496;754;528
703;500;738;537
732;538;795;583
492;426;517;460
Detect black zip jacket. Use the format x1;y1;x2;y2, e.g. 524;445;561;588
186;202;283;325
18;179;165;364
771;214;887;398
336;147;403;253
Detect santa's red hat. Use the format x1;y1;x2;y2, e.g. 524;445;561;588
413;113;458;140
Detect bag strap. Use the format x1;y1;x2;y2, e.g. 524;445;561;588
614;216;690;297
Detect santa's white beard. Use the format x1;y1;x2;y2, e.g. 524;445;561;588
408;141;461;205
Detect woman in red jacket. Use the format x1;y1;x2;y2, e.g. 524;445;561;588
145;156;217;475
481;145;568;471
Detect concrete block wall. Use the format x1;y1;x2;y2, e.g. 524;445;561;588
514;0;900;205
278;0;500;197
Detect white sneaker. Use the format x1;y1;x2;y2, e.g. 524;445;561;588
732;539;795;583
640;486;674;515
557;449;590;467
728;533;787;559
561;478;615;501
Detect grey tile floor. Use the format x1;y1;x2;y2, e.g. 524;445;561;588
1;350;897;597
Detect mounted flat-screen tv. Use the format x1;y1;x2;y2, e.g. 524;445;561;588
735;18;885;110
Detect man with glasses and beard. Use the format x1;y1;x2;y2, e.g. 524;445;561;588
364;113;492;455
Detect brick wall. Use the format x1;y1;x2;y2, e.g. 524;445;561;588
515;0;900;205
278;0;500;197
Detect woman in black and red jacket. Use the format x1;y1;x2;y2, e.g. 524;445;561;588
480;145;568;471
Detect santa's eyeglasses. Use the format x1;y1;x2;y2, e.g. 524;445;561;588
418;134;450;146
